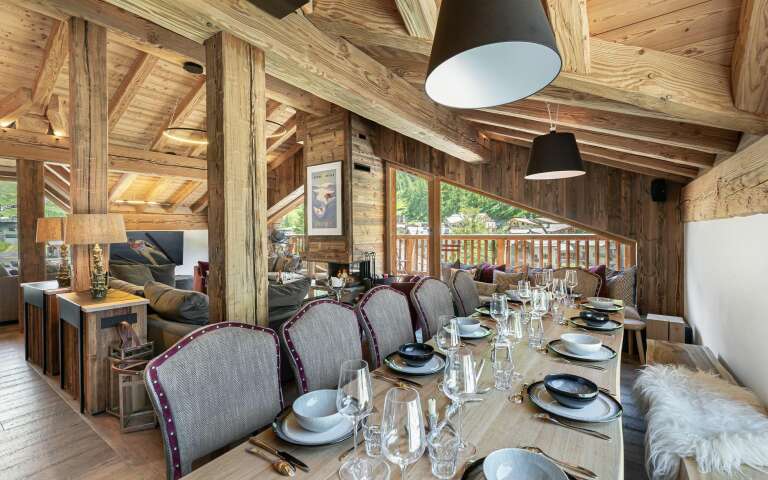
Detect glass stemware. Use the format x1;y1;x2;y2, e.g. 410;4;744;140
337;359;375;480
565;269;578;306
381;387;426;480
552;278;567;325
330;275;347;302
489;293;509;347
442;348;478;459
435;315;461;357
529;288;549;350
517;280;531;326
543;268;554;293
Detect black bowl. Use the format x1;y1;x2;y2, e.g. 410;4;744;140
397;343;434;367
544;374;599;409
580;310;609;326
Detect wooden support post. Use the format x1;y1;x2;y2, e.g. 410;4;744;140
205;32;269;326
428;175;441;277
384;164;397;275
17;159;46;331
68;18;108;293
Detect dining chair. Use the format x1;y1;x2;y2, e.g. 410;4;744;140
553;267;603;297
144;323;283;480
410;277;456;341
280;299;363;394
356;286;416;369
449;269;481;317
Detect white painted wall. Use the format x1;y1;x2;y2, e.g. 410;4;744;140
176;230;208;276
685;214;768;404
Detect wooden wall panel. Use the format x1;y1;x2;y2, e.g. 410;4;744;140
375;127;684;316
268;148;304;209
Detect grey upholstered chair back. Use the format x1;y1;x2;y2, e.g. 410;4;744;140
553;267;602;297
144;323;283;480
450;269;481;317
281;300;363;394
411;277;455;341
356;286;415;369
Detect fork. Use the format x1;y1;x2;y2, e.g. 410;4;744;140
534;413;611;441
554;358;606;371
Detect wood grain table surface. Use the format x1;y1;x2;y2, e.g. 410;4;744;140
187;305;626;480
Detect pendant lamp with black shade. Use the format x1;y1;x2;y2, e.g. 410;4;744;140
526;130;586;180
425;0;562;109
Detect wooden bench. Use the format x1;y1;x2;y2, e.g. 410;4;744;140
646;340;768;480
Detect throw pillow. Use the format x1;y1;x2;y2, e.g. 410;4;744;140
474;263;489;281
588;264;608;297
268;277;310;309
109;263;154;287
606;265;637;307
478;264;505;283
147;263;176;287
493;270;526;293
109;278;144;296
144;281;209;325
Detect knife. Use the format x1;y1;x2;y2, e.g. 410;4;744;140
373;372;422;389
249;438;310;472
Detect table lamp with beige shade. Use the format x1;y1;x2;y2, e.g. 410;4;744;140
35;216;71;287
63;214;127;299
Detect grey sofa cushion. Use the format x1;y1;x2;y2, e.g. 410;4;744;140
268;277;310;309
144;281;209;325
147;263;176;287
147;314;199;353
110;263;154;287
109;278;145;296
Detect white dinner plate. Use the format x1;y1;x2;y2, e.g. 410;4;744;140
483;448;568;480
570;317;623;332
461;325;493;339
547;339;617;362
582;304;623;313
527;381;622;423
384;352;446;376
273;411;354;446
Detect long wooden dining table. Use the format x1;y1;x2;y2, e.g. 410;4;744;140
186;304;625;479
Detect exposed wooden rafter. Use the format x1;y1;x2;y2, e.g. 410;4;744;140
140;177;176;211
269;143;302;171
108;172;138;202
108;52;158;129
32;20;69;114
123;212;207;230
151;76;206;151
46;95;68;136
0;88;33;127
190;192;208;213
165;180;201;212
266;117;297;154
395;0;437;39
731;0;768;115
546;0;590;74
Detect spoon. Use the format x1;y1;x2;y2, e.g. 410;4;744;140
247;447;296;476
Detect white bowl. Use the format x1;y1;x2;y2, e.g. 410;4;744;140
484;448;568;480
292;389;344;433
456;317;481;334
560;333;603;356
588;297;615;310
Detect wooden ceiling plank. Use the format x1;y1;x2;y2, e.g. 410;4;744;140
0;128;207;180
151;76;206;151
46;95;68;137
731;0;768;115
165;180;202;212
266;117;298;154
108;52;159;130
0;88;33;127
268;142;302;171
45;163;70;187
546;0;591;74
395;0;438;39
123;212;207;231
484;99;739;154
101;0;486;162
32;20;69;114
140;176;176;212
108;172;139;201
553;38;768;134
190;191;208;213
465;112;715;168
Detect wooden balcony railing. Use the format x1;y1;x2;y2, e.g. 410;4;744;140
396;234;636;275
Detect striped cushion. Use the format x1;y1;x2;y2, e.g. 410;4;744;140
493;270;527;293
450;270;480;317
606;265;637;308
356;286;415;369
411;278;455;341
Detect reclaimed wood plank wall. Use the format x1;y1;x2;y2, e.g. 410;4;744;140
374;126;684;316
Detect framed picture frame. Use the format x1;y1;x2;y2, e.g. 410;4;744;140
306;161;343;236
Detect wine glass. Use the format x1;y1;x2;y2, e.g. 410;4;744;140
381;387;426;480
552;278;567;325
517;280;531;325
442;347;478;459
543;268;554;292
532;287;549;319
565;270;578;306
435;315;461;357
337;359;375;480
490;293;509;346
534;271;546;290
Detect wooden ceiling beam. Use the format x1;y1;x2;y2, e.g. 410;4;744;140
269;143;302;172
464;112;715;168
266;117;298;154
0;88;33;127
108;52;158;129
32;20;69;114
484;99;739;154
139;176;176;212
306;12;432;55
46;95;68;137
44;163;71;187
731;0;768;115
165;180;201;212
123;212;208;231
101;0;486;163
0;128;207;180
151;76;206;151
190;192;208;213
545;0;590;74
108;173;139;202
395;0;438;39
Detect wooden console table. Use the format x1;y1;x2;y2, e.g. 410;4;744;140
58;290;149;414
21;281;70;375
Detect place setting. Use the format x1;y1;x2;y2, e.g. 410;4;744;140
568;310;623;334
382;342;446;377
580;297;624;314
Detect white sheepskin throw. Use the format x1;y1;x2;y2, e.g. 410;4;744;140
634;364;768;480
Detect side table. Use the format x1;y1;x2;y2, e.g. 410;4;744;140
58;290;149;414
21;280;70;374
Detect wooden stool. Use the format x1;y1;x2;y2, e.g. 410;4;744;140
624;318;646;364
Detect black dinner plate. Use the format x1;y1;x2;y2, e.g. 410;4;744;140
569;317;623;332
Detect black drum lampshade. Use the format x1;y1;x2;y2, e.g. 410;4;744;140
525;131;586;180
425;0;562;109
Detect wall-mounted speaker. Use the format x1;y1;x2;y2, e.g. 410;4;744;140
651;179;667;202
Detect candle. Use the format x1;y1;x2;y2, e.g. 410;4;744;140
428;398;436;417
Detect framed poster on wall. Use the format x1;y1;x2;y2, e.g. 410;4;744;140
307;161;343;236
